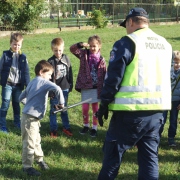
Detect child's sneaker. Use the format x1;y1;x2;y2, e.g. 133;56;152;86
168;138;176;147
37;161;49;170
63;128;73;136
50;130;58;138
90;129;97;137
79;126;89;135
23;167;41;176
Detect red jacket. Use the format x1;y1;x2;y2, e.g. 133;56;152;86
70;43;107;98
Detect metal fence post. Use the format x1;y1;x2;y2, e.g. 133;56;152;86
1;2;180;31
176;5;179;22
153;5;155;23
77;0;79;14
112;0;115;25
58;10;60;28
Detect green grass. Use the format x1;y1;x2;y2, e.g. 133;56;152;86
0;25;180;180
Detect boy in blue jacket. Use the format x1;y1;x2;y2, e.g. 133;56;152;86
0;32;30;133
160;50;180;146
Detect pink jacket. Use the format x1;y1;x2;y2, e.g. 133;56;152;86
70;43;107;98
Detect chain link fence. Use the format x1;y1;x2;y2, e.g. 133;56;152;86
40;2;179;29
1;2;179;31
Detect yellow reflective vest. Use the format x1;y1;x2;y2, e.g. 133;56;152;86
109;28;172;111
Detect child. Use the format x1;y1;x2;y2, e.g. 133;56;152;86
19;60;64;176
70;35;106;137
0;32;30;133
48;37;73;137
159;50;180;146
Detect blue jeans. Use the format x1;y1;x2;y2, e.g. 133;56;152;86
159;101;179;138
0;84;22;128
98;111;163;180
49;89;70;131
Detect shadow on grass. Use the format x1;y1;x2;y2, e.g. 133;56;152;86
0;164;179;180
39;121;109;163
2;118;179;180
0;165;136;180
169;36;180;41
159;136;180;150
4;118;21;136
5;118;180;164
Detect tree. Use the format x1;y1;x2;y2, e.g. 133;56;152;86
0;0;45;31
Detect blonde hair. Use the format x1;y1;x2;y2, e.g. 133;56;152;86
10;32;23;43
173;50;180;61
51;38;64;49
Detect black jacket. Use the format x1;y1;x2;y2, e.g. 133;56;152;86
48;54;73;92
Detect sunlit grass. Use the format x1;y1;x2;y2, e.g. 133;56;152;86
0;25;180;179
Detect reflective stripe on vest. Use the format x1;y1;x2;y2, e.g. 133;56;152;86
109;28;172;111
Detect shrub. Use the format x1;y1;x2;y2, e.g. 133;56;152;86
87;6;108;28
0;0;45;32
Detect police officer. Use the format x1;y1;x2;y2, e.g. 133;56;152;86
97;7;172;180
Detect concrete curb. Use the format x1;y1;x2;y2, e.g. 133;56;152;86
0;22;179;38
0;26;95;37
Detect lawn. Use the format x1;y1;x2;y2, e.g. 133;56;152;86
0;24;180;180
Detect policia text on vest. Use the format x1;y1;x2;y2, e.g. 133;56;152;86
146;36;165;50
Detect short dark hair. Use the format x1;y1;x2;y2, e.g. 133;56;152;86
10;32;23;43
174;50;180;61
35;60;53;76
127;16;149;25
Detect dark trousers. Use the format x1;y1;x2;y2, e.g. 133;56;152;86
159;100;179;138
49;89;70;131
98;111;163;180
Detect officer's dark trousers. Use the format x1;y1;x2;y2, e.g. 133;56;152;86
98;111;163;180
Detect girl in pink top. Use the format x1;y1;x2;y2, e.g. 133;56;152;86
70;35;106;137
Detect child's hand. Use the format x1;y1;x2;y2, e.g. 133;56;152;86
82;43;89;48
54;104;64;110
21;98;27;105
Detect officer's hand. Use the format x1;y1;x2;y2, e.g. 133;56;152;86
96;102;109;127
177;104;180;110
54;104;64;110
21;98;27;105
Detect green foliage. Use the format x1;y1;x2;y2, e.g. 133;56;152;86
14;1;45;31
88;6;108;28
0;0;45;31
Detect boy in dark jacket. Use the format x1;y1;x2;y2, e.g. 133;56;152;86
48;37;73;137
0;32;30;133
70;35;106;137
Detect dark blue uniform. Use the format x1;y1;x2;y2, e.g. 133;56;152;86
98;35;163;180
